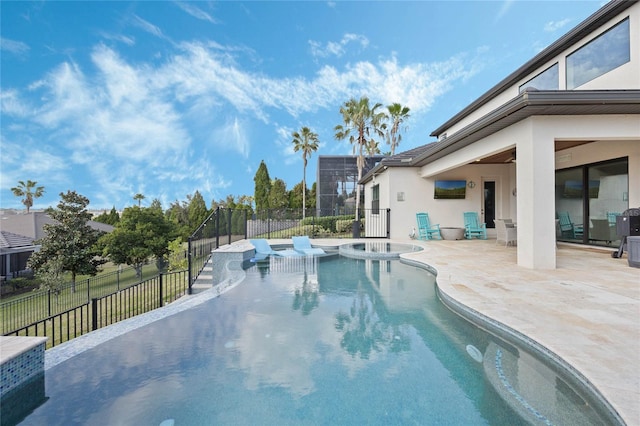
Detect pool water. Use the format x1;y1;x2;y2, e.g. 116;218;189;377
19;255;611;425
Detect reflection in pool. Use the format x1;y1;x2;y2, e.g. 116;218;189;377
21;255;615;425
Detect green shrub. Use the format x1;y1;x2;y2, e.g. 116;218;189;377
335;219;352;233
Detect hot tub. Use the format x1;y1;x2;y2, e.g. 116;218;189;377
339;242;423;259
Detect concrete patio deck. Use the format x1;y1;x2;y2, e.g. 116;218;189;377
305;238;639;425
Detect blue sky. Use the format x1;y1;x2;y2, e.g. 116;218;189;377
1;1;603;211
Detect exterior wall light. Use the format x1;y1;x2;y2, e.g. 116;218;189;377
467;181;476;189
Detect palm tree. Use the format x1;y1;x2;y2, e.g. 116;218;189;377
133;193;145;207
11;180;45;213
292;126;320;219
335;97;386;223
385;103;410;156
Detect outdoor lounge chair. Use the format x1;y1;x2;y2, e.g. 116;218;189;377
494;219;517;246
292;236;326;255
463;212;487;239
416;213;442;240
250;239;299;260
557;211;583;239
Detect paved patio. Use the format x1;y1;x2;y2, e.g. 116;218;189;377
308;237;639;425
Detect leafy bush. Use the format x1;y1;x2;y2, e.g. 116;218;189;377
335;219;352;233
301;214;354;233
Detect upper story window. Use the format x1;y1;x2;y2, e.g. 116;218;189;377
566;17;630;89
519;63;559;93
372;184;380;214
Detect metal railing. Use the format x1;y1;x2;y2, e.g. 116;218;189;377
3;207;391;342
1;263;160;335
5;270;188;348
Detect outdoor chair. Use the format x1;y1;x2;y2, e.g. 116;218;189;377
292;236;326;255
463;212;487;239
250;239;300;260
415;213;442;240
557;211;583;239
494;219;517;246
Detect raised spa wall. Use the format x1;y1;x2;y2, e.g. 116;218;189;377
1;336;48;423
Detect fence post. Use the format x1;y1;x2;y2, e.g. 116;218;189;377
215;206;220;249
187;237;193;295
244;209;248;240
87;278;90;303
159;273;164;307
117;268;120;291
386;208;391;239
267;210;271;239
48;290;52;317
91;298;98;331
227;208;232;245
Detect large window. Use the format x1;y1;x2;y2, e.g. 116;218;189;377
371;184;380;215
566;18;630;89
519;63;559;92
555;158;628;246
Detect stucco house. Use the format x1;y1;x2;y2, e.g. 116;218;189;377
362;0;639;269
0;211;114;280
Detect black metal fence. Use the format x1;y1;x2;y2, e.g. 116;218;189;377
1;263;162;335
4;270;188;349
3;207;391;343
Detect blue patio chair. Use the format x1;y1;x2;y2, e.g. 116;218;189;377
463;212;487;239
557;212;583;238
250;239;299;260
415;213;442;240
607;212;620;227
292;236;326;255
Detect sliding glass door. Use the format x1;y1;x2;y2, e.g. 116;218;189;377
555;157;628;246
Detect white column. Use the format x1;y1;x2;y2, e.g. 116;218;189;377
516;119;557;269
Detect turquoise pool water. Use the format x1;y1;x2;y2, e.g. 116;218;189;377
18;255;612;425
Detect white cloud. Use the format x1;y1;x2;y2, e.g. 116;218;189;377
131;14;164;38
495;0;514;22
0;37;30;56
175;1;219;24
544;18;572;32
1;89;30;117
211;117;250;158
98;31;135;46
309;33;369;58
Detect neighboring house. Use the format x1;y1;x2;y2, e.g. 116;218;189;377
0;212;114;279
0;231;37;280
362;0;639;269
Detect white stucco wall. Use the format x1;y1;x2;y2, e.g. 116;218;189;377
437;3;639;139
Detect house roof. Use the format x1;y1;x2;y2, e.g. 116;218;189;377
430;0;637;137
361;89;640;183
0;212;114;239
415;89;640;167
0;230;35;249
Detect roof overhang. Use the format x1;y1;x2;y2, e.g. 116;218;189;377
413;89;640;167
430;0;637;137
360;89;640;183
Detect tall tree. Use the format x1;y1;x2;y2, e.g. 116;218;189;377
93;206;120;226
335;97;386;221
254;160;271;214
11;180;45;213
27;191;105;293
187;190;209;231
292;127;319;218
268;178;289;210
101;206;176;277
133;193;145;207
385;103;411;156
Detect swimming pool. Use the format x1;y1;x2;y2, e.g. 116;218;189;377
17;254;613;425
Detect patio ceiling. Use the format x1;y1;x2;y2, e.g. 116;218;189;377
471;141;595;164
